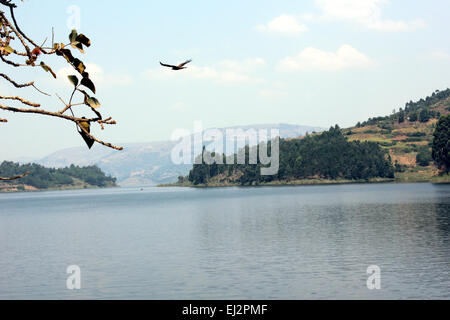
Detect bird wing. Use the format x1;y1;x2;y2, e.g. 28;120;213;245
160;62;176;68
178;59;192;68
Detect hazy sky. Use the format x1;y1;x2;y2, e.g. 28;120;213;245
1;0;450;160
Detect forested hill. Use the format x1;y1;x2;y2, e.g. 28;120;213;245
0;162;116;192
345;88;450;182
185;88;450;186
356;88;450;128
187;126;395;186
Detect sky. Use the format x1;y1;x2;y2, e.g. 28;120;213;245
1;0;450;160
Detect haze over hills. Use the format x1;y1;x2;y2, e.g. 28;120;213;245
37;124;325;186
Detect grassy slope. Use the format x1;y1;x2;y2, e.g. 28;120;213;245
342;95;450;183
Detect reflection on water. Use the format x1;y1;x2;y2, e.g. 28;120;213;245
0;183;449;299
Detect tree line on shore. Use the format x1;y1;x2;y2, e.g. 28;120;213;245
187;126;395;186
0;162;116;189
186;114;450;186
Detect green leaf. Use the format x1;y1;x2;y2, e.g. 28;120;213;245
68;75;79;87
75;34;91;47
40;61;49;72
72;58;86;74
69;30;78;43
86;97;101;109
71;42;84;54
56;48;75;64
40;62;57;79
4;45;14;54
80;77;96;94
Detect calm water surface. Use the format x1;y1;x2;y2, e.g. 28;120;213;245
0;183;449;299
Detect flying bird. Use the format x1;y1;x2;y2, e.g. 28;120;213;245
160;59;192;70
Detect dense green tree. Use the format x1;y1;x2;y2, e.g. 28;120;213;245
416;147;432;167
398;111;405;123
419;109;431;123
0;162;116;189
187;127;395;185
409;112;418;122
358;88;450;128
432;115;450;173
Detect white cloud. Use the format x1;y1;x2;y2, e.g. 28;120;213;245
171;102;187;111
146;59;265;84
428;51;450;61
218;58;266;72
277;45;376;72
313;0;425;31
256;15;308;35
56;64;133;87
259;89;287;98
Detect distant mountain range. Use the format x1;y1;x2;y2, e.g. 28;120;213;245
36;124;325;186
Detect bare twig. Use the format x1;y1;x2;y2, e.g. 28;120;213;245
77;120;123;151
0;95;40;107
0;10;31;57
32;84;51;96
0;73;33;88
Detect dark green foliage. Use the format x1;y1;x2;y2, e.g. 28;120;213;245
406;132;426;137
358;88;450;128
361;116;391;127
177;176;187;184
404;137;425;143
378;122;394;131
409;112;418;122
398;111;405;123
416;147;432;167
0;162;116;189
406;89;450;112
432;115;450;173
419;109;431;123
394;161;406;173
188;126;395;185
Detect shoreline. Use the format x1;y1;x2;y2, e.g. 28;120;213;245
3;177;448;193
158;175;450;188
0;184;118;194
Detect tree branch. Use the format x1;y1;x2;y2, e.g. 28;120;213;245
1;1;123;160
0;72;33;88
77;121;123;151
0;103;123;150
0;1;17;9
0;95;40;107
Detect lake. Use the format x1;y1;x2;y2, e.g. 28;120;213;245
0;183;449;300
